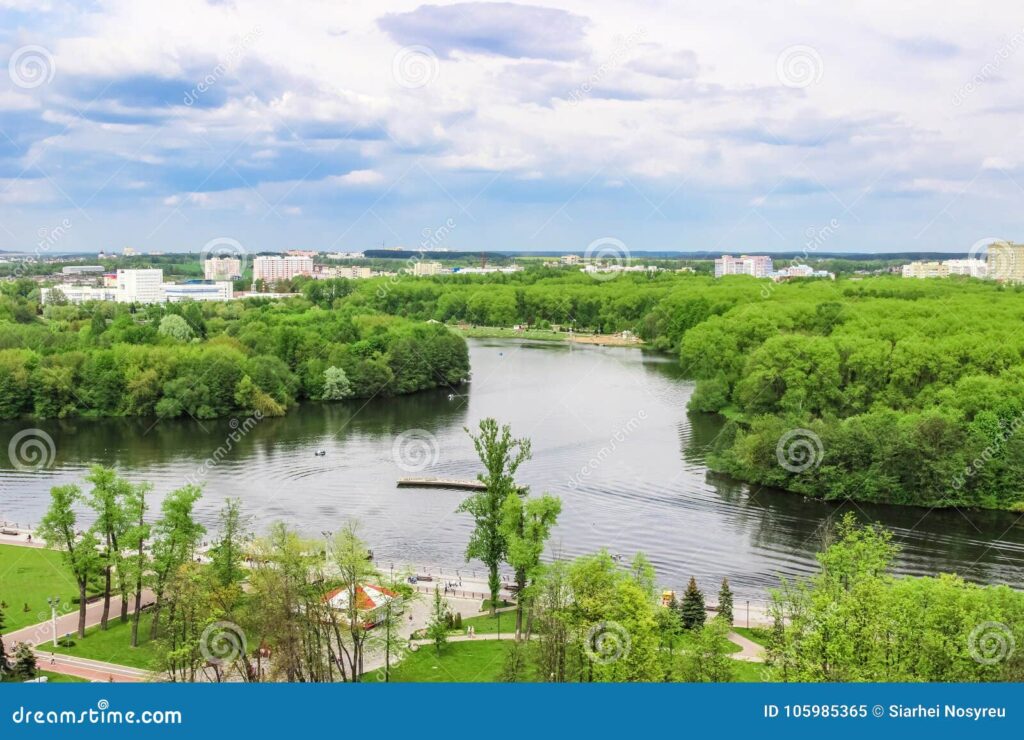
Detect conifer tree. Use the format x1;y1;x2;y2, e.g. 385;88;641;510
679;576;706;630
718;577;734;625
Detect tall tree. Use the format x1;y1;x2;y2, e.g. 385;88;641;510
84;465;129;630
718;577;734;625
330;521;378;681
210;498;248;588
38;484;101;638
460;418;531;615
122;481;151;647
679;576;706;630
0;601;7;675
150;484;205;639
425;586;449;656
500;492;561;638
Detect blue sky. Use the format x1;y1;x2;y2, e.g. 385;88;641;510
1;0;1023;254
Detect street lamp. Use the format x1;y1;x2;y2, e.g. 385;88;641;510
46;596;60;648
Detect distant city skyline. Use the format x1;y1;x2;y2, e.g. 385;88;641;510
2;2;1023;254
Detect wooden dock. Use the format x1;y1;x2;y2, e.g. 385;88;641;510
397;477;486;491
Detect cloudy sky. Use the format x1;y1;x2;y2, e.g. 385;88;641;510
1;0;1022;254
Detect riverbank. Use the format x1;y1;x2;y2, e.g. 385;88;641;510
453;325;645;347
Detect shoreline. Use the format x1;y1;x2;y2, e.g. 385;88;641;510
453;325;646;348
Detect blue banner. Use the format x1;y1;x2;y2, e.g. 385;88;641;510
0;683;1018;738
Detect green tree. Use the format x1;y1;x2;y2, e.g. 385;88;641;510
330;521;378;680
459;418;531;615
679;577;706;630
38;484;101;638
425;585;449;656
84;465;130;630
500;492;561;638
158;313;194;342
210;498;248;588
12;642;37;681
150;484;205;639
718;577;734;625
321;366;353;400
122;481;152;647
682;616;734;682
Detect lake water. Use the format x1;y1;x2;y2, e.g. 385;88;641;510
2;338;1022;600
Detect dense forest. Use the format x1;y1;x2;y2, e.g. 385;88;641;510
0;281;469;419
305;271;1024;511
4;268;1024;510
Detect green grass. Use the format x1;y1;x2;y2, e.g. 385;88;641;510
1;669;88;684
0;544;100;632
480;598;514;611
47;611;159;670
386;640;513;682
731;660;770;682
459;612;520;635
454;326;568;342
731;627;770;646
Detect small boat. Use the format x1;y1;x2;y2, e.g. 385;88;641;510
314;449;326;457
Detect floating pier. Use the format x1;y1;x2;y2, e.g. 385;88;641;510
397;477;486;491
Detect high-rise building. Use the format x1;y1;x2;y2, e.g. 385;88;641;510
253;255;314;283
204;257;242;280
986;241;1024;282
116;269;164;303
714;255;774;278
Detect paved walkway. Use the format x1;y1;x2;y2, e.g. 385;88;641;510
727;631;765;662
2;592;156;683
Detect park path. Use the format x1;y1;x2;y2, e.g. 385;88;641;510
2;591;156;683
727;631;765;662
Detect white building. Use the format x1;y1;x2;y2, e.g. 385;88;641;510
714;255;774;278
204;257;242;281
253;255;314;283
411;261;443;276
561;254;581;265
326;252;365;260
772;264;835;281
40;285;118;304
117;269;164;303
164;281;234;302
943;258;988;278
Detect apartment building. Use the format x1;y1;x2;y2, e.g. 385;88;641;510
411;261;443;276
714;254;774;278
253;255;314;283
204;257;242;281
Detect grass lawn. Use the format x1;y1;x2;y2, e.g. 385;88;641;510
47;611;159;670
458;611;521;635
1;669;88;684
386;640;513;682
731;627;770;646
731;659;770;682
480;598;514;611
0;544;100;632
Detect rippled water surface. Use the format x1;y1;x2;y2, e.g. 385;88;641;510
2;339;1022;599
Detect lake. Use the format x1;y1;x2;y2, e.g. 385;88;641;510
2;338;1022;600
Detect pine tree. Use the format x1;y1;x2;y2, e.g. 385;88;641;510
425;586;449;655
13;642;37;680
679;576;706;630
718;577;734;625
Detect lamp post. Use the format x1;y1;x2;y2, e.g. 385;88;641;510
46;596;60;648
